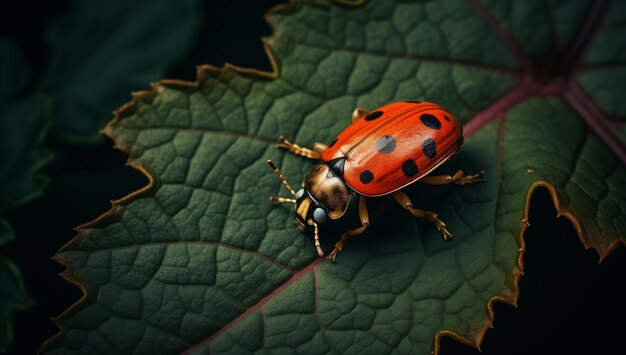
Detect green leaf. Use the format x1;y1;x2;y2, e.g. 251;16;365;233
0;38;47;352
38;0;202;143
44;1;625;354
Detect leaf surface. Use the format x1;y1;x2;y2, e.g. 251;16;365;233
0;38;48;352
44;1;625;354
38;0;202;142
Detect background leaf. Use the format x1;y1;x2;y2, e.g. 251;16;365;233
42;0;626;354
1;0;201;350
0;38;49;352
0;222;31;352
38;0;202;143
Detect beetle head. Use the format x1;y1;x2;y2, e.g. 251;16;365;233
267;161;350;257
298;163;350;226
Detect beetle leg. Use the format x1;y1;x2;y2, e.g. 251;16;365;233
420;170;485;186
275;135;323;159
274;135;327;159
352;108;370;122
327;195;369;262
392;190;452;240
312;142;327;154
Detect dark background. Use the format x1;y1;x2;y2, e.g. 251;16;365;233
2;1;625;354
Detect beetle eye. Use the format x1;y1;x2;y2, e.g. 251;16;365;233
295;188;305;200
313;207;327;223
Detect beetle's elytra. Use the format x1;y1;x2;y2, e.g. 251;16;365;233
268;101;485;261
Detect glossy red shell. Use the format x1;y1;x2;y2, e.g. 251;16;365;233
320;101;463;196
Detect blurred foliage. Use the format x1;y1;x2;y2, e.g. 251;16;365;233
0;1;201;350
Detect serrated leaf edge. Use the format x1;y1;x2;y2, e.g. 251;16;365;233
432;180;625;353
39;1;296;353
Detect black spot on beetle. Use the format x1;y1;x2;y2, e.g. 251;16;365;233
422;138;436;159
420;114;441;130
404;100;422;104
365;111;383;121
375;135;396;154
402;159;418;177
443;115;451;122
360;170;374;184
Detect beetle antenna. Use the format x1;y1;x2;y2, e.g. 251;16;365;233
269;196;296;204
313;222;324;257
267;160;297;196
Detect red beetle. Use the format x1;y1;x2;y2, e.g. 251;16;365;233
268;101;484;261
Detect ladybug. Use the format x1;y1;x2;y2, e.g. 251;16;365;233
267;101;484;261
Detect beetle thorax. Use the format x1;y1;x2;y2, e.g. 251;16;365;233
294;163;350;230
